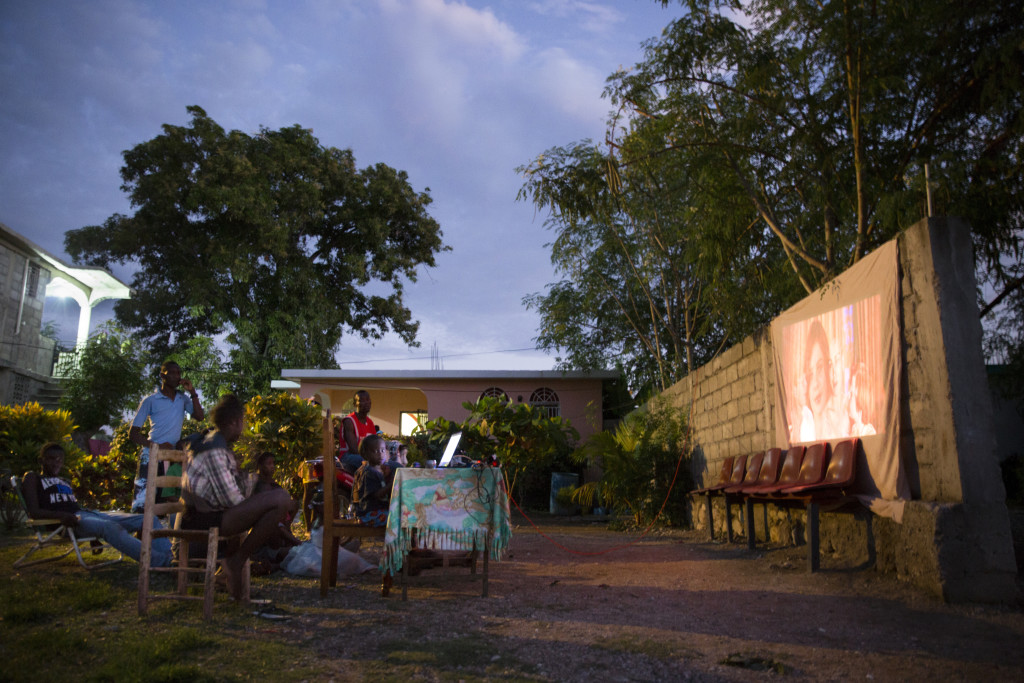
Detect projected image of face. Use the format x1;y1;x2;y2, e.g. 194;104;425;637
798;320;847;441
781;295;884;444
805;322;832;418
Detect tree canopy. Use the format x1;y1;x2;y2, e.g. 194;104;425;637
519;0;1023;396
66;106;447;395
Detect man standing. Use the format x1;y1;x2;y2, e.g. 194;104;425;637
129;361;204;512
339;390;376;472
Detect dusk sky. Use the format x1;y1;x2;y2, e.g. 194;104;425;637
0;0;678;370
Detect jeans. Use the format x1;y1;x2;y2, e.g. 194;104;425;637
340;452;364;474
75;510;173;567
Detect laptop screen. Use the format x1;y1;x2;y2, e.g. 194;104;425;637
437;432;463;467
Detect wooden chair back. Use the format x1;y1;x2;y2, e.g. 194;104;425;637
320;413;387;597
138;444;249;620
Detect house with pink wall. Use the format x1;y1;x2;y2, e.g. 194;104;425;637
272;369;617;443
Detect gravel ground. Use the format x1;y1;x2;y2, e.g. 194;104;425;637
251;513;1024;682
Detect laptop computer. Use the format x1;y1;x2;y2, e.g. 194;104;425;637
437;432;463;467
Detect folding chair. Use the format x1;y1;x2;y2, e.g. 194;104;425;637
11;475;123;570
137;445;249;620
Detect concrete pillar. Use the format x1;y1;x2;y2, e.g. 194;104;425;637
899;217;1017;601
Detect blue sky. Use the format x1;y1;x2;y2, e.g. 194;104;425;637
0;0;678;370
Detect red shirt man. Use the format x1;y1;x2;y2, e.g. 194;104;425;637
339;390;377;472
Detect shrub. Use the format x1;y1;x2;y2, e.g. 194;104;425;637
409;398;580;509
71;422;139;510
0;403;81;479
571;396;692;527
235;392;323;497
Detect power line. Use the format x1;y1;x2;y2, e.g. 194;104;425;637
341;347;545;365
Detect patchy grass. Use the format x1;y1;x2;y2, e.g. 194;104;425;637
0;529;325;683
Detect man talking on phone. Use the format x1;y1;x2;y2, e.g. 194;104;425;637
129;360;204;512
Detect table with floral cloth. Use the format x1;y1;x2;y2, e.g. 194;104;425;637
381;467;511;576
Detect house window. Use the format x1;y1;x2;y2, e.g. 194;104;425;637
479;387;509;403
26;263;40;298
12;374;30;405
401;411;427;436
530;387;560;418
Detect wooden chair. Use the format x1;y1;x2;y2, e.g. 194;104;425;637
137;445;249;620
319;413;387;598
10;475;123;570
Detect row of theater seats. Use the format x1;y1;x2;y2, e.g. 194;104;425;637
693;438;861;572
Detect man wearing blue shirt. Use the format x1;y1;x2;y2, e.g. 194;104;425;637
129;361;204;512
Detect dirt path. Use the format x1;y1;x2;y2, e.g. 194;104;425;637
261;514;1024;681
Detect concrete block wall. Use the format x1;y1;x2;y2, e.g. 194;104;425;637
0;242;56;404
667;217;1018;602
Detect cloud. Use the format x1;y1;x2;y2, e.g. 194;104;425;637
526;0;625;34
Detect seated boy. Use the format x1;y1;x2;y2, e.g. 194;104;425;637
351;434;390;526
21;442;173;567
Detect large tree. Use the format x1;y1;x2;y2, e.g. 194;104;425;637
520;0;1023;392
66;106;447;394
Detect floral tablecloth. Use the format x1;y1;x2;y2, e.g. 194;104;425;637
381;467;511;575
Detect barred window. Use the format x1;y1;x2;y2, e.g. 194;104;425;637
479;387;509;403
26;263;40;298
12;374;30;405
530;387;560;418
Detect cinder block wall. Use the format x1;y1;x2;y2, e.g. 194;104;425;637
663;217;1018;602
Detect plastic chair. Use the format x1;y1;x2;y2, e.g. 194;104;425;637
725;451;765;493
741;446;805;496
692;456;735;495
737;447;784;493
697;455;747;542
772;442;831;495
781;438;858;495
137;445;249;620
11;475;123;570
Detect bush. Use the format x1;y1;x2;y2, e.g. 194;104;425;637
236;392;323;498
571;396;692;527
0;403;81;479
71;422;139;510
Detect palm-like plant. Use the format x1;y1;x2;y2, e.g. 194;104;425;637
570;397;691;527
